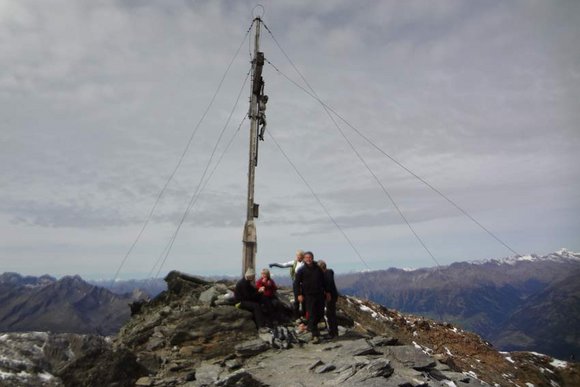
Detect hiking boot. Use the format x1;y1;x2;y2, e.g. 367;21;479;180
311;336;321;344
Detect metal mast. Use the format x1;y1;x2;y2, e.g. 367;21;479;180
242;17;265;276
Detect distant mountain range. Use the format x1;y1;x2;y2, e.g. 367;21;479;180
0;273;142;335
88;277;166;298
336;248;580;359
1;249;578;360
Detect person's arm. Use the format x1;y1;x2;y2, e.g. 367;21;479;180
329;269;338;295
269;259;294;268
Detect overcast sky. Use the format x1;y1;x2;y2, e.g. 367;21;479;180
1;0;579;279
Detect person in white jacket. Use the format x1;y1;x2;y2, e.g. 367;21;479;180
269;249;305;280
269;249;305;318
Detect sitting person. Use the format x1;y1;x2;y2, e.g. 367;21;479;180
234;268;267;329
256;268;277;298
256;268;286;325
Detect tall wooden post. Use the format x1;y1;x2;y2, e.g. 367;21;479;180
242;17;263;276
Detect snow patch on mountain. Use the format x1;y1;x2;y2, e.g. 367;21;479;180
471;249;580;266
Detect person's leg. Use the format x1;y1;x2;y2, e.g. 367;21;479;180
304;296;319;337
293;299;300;319
270;298;285;324
292;289;302;319
240;301;265;328
261;298;274;327
309;296;324;338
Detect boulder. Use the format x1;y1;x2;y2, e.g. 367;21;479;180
199;286;219;306
164;271;209;296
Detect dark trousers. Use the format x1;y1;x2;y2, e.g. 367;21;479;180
262;297;284;324
326;298;338;336
240;301;265;328
304;294;325;337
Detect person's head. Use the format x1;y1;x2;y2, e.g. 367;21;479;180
245;268;255;280
318;260;327;271
261;268;270;280
296;249;305;262
304;251;314;266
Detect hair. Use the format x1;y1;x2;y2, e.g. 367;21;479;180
304;251;314;259
261;268;270;278
296;249;305;258
318;260;327;270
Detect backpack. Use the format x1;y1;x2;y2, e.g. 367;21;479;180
271;325;301;349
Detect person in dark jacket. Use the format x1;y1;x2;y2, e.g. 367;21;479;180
318;260;339;338
235;268;266;329
294;251;329;343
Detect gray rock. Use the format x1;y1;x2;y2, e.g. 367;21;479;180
136;352;162;373
380;373;422;386
194;362;223;385
225;358;243;370
314;364;336;374
369;336;398;347
199;287;219;306
433;360;452;372
383;345;436;370
332;365;358;384
235;339;270;357
347;358;394;383
135;376;153;386
388;367;428;386
338;338;380;357
145;337;165;351
164;271;209;295
439;371;489;386
215;369;264;386
308;359;324;370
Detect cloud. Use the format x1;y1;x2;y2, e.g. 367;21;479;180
1;0;579;277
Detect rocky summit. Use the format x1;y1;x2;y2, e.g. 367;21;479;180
1;270;579;386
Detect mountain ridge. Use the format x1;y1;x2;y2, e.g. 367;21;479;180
0;273;138;335
336;249;580;359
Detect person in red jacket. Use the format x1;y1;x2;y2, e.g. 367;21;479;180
256;268;277;298
256;268;284;325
